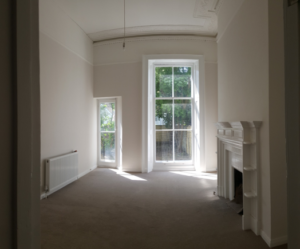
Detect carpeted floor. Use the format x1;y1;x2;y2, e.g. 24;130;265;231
41;169;287;249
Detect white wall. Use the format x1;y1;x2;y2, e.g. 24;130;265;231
94;37;218;172
40;0;97;192
218;0;287;246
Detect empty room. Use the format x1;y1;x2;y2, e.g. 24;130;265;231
2;0;299;249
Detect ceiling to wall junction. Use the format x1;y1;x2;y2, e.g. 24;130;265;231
54;0;223;41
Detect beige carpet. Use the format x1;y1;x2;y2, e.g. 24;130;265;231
41;169;287;249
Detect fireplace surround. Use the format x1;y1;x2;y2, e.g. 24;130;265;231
216;121;262;235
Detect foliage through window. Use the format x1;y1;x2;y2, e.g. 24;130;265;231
100;102;116;162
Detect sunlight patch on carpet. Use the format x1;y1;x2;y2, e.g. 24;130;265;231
109;169;147;181
170;171;217;180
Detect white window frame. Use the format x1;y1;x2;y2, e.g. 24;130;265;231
97;97;122;170
153;63;195;168
142;55;205;172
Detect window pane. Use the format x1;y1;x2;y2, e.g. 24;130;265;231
101;133;115;161
174;67;191;97
100;103;115;131
175;131;192;161
155;100;173;129
174;100;192;129
156;67;172;97
156;131;173;161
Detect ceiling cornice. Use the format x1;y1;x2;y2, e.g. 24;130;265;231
89;25;217;42
93;34;216;46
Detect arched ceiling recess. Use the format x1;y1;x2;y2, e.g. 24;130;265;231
55;0;223;42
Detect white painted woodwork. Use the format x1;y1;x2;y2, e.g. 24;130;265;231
142;55;205;172
216;121;261;235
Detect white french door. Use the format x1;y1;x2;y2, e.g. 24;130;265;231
98;99;117;167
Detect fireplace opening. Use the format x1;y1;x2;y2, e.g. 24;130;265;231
233;168;243;215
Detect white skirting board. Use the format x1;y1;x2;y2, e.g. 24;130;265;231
46;176;78;196
40;193;47;200
260;230;287;248
41;165;97;200
123;170;142;173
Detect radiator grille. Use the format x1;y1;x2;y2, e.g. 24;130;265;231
45;152;78;196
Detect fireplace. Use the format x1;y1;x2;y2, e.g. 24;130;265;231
216;121;261;235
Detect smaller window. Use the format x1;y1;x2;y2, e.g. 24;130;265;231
98;99;117;167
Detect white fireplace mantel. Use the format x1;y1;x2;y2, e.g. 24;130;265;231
216;121;262;235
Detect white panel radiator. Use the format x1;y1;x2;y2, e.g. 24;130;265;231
45;152;78;196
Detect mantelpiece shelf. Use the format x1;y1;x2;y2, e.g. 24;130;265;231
243;166;256;171
244;191;257;198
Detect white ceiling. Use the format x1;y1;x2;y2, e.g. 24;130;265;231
55;0;222;41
